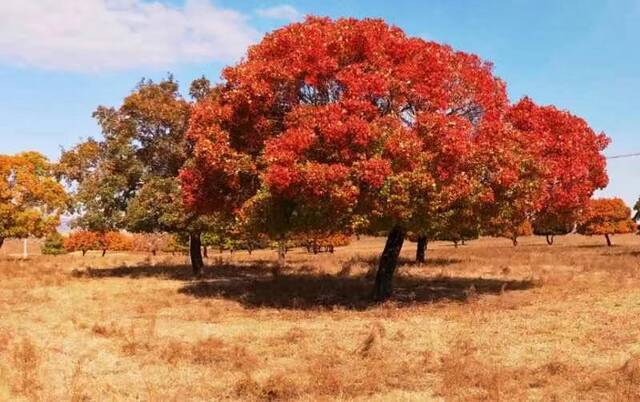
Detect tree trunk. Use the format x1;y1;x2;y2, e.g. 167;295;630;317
102;249;106;257
190;233;204;276
373;226;406;302
0;237;4;249
512;236;518;247
605;233;612;247
152;250;157;256
545;234;554;245
277;241;286;268
82;249;87;257
416;236;427;263
453;240;459;248
202;246;208;259
461;239;466;246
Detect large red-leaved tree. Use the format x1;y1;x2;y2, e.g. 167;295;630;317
181;17;514;300
181;17;607;300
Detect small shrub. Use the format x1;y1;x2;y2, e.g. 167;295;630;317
41;232;67;255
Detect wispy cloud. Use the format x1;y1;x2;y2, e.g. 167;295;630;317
0;0;260;72
255;4;302;22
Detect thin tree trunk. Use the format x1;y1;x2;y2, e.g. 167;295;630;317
190;233;204;276
605;233;612;247
101;249;106;257
0;237;4;249
546;234;554;245
416;236;427;263
373;226;406;302
453;240;459;248
277;240;286;268
461;239;466;246
203;246;208;259
82;249;87;257
512;236;518;246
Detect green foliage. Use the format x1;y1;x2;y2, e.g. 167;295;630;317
58;75;222;240
533;212;575;237
41;232;67;255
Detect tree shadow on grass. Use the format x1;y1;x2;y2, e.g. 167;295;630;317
602;250;640;257
72;262;268;281
401;257;464;267
177;272;533;311
73;257;533;311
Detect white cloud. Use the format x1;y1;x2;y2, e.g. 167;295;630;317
0;0;260;72
255;4;301;22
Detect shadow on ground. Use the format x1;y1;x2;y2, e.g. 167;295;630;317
73;257;533;310
178;274;533;310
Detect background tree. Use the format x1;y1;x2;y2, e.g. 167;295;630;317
101;232;132;255
576;198;636;246
506;97;609;245
0;152;68;249
131;233;170;256
533;212;575;245
633;198;640;233
487;220;533;246
64;231;100;256
59;76;219;275
435;202;480;249
41;232;67;255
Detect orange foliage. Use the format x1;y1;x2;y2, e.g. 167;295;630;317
64;231;132;255
64;231;100;256
577;198;636;237
130;233;170;255
296;232;351;253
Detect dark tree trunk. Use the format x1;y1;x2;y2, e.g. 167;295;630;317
203;246;208;259
0;237;4;249
545;234;554;245
190;233;204;276
102;249;106;257
373;226;406;302
453;240;459;248
461;239;466;246
512;236;518;247
277;240;286;268
416;236;427;263
82;249;87;257
605;233;612;247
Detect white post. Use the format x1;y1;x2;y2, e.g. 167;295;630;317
23;238;28;258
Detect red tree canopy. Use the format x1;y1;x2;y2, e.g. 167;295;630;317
181;16;512;236
507;97;609;214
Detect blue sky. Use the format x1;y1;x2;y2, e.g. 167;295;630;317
1;0;638;206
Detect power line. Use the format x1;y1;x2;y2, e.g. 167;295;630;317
606;152;640;160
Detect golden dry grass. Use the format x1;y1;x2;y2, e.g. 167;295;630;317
1;234;640;400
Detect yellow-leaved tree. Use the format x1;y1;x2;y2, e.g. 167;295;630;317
0;152;68;248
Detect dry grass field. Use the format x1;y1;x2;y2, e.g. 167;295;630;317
1;234;640;401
